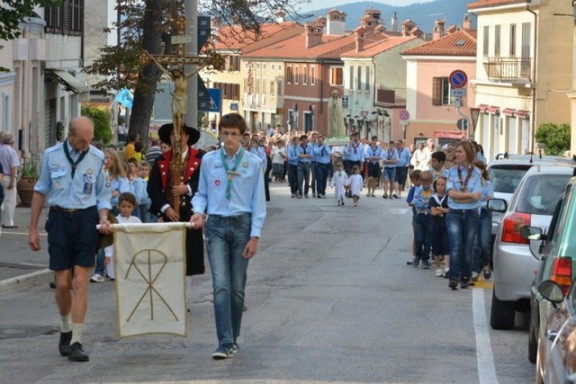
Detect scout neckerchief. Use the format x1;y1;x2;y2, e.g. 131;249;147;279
301;143;307;154
63;140;88;179
432;193;446;206
352;141;359;154
457;163;474;192
220;146;245;200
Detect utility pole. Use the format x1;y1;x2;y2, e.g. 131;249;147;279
185;0;198;129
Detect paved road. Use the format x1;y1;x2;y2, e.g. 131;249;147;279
0;184;534;383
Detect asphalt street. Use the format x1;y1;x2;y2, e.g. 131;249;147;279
0;184;534;384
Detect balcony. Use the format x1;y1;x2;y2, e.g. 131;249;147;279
375;86;406;107
483;57;532;82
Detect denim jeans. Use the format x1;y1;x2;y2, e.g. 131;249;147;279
414;213;432;263
297;162;311;196
205;213;251;346
315;162;330;196
287;164;298;195
446;208;480;282
473;208;492;272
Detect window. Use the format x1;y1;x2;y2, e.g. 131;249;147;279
272;64;275;71
510;24;516;56
432;77;455;106
263;64;266;70
349;66;354;90
365;66;370;91
310;66;315;85
330;67;343;86
294;66;299;84
270;81;275;95
495;25;501;57
45;0;83;36
483;26;489;57
357;66;362;90
521;23;531;59
277;80;282;96
278;64;282;72
286;65;292;83
303;65;308;85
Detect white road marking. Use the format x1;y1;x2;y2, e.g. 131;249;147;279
473;288;499;384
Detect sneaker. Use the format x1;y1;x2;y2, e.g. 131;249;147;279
449;280;458;290
460;278;470;289
471;271;479;282
483;266;492;280
413;258;420;268
443;270;450;279
392;193;398;199
435;268;444;277
382;194;388;199
90;273;105;283
421;261;430;269
212;344;236;360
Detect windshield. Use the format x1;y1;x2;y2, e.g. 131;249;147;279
516;174;572;215
488;166;532;194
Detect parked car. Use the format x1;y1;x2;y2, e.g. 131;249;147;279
535;280;576;384
488;166;575;331
522;175;576;363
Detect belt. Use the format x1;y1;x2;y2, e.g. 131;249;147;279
209;213;250;222
51;205;95;213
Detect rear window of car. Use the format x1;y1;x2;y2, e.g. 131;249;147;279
488;165;532;193
516;174;572;215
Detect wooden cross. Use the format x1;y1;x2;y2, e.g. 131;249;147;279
139;16;224;215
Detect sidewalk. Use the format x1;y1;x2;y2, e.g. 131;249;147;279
0;205;53;294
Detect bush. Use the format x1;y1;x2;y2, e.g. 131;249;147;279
535;123;571;156
81;105;112;144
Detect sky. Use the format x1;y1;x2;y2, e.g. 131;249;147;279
298;0;436;12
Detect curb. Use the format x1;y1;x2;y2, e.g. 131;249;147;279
0;268;53;295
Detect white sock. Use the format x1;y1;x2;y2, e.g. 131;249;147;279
61;313;72;333
70;323;83;345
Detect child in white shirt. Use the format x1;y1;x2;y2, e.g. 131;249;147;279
104;192;142;280
330;162;349;206
348;165;364;207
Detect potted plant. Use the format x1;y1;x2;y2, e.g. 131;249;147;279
17;158;39;206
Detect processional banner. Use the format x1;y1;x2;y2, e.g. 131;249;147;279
110;222;188;338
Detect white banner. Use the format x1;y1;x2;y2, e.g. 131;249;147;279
110;223;188;339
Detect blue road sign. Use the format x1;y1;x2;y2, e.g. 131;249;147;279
199;88;222;113
449;70;468;89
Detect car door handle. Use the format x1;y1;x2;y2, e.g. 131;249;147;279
547;330;558;341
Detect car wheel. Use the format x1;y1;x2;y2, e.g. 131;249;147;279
490;289;515;330
528;311;538;364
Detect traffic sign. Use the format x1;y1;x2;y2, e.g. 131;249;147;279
450;88;467;98
400;120;409;127
449;70;468;89
456;118;469;131
399;110;410;121
199;88;222;113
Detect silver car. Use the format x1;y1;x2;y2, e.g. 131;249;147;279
490;165;575;330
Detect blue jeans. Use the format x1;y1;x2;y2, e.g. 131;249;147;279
414;213;432;263
446;209;480;282
297;162;311;196
473;208;492;272
205;213;251;346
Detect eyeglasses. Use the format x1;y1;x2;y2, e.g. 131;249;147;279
220;131;241;137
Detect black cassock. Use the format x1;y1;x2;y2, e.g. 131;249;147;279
147;147;205;276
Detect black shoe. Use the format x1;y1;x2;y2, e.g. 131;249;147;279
68;342;89;362
460;278;470;289
449;280;458;290
58;331;72;356
483;266;492;280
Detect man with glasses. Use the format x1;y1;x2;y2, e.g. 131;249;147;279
190;113;266;359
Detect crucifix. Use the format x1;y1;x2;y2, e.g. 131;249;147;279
139;15;224;214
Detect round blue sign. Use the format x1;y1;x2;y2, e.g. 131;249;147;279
449;70;468;89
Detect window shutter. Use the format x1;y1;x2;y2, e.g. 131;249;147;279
432;77;442;106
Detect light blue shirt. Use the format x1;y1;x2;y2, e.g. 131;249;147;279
132;177;150;205
396;147;411;167
382;148;399;168
413;185;434;214
344;142;365;162
296;143;314;163
250;146;267;165
446;165;483;210
480;180;494;209
193;147;267;238
109;176;130;206
287;144;299;165
365;145;383;164
35;140;111;211
313;144;332;164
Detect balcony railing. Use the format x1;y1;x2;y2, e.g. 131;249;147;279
483;57;532;82
375;86;406;107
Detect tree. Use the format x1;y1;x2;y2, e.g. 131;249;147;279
81;105;113;145
535;123;571;156
85;0;307;142
0;0;61;72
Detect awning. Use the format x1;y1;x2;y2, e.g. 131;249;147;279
502;108;516;116
486;106;500;114
477;104;488;113
514;110;530;119
47;69;90;94
434;130;466;140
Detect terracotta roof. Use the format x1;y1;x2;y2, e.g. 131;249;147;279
242;32;351;60
468;0;527;10
342;36;421;58
214;22;302;51
401;29;477;56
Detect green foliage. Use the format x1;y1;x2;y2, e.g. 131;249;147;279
535;123;571;156
81;106;113;145
20;158;39;179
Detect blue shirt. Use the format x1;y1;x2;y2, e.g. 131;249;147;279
480;180;494;209
344;142;365;162
109;176;130;206
132;177;150;205
446;165;484;210
413;185;434;214
365;145;383;164
193;147;267;237
287;144;299;166
313;144;332;164
296;143;314;163
35;140;111;211
382;148;399;168
250;146;267;165
396;147;411;167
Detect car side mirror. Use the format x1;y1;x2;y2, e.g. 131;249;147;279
521;226;543;241
487;198;507;212
538;280;565;304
